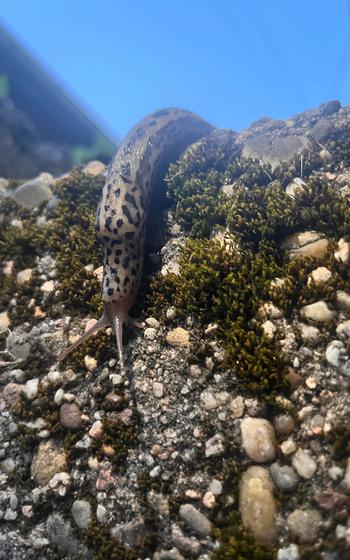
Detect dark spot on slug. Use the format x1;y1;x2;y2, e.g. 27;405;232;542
117;219;124;228
115;188;121;197
122;256;130;269
125;192;138;209
125;231;135;240
122;205;134;225
124;276;130;285
107;288;114;296
105;217;112;231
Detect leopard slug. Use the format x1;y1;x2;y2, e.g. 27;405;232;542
59;108;214;369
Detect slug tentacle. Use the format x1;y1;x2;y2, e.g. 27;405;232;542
58;314;109;362
60;108;213;369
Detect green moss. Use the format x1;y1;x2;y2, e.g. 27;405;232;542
90;414;138;472
326;417;350;465
213;512;276;560
150;238;289;398
83;523;138;560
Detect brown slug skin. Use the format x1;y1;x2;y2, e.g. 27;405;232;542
59;108;214;369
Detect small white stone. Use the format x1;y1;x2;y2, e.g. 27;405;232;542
262;320;277;339
96;504;107;523
145;317;160;328
280;440;297;455
336;320;350;338
307;266;331;285
144;327;157;340
23;378;39;400
299;323;320;346
230;396;245;418
17;268;32;285
166;306;176;320
336;290;350;311
300;301;336;322
334;238;350;264
205;434;224;457
110;373;123;385
241;417;276;462
202;491;215;508
292;449;317;479
153;382;164;398
200;391;218;411
40;280;55;293
326;340;347;367
209;479;222;495
0;311;10;329
54;388;64;405
84;355;97;371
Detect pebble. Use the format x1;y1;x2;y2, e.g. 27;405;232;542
54;388;64;405
336;320;350;338
4;509;17;521
111;517;146;548
287;508;322;542
12;177;53;209
240;466;277;545
334;237;350;264
336;290;350;311
209;479;222;495
307;266;331;285
32;538;50;549
179;504;211;537
166;328;190;347
205;434;224;457
171;523;201;556
96;469;114;491
0;458;15;474
144;327;157;340
241;417;276;462
84;355;97;371
299;323;320;345
200;390;218;411
326;340;347;367
300;300;335;322
59;403;82;430
89;420;103;439
258;302;283;319
328;465;343;481
0;311;10;329
281;231;329;260
16;268;32;285
202;491;215;508
96;504;107;523
273;414;294;435
23;378;39;400
40;280;55;293
280;440;297;455
2;383;23;406
270;463;298;491
261;320;277;339
277;543;300;560
31;440;67;486
292;449;317;479
229;395;245;418
159;549;185;560
83;160;106;175
145;317;160;328
153;382;164;398
71;499;92;529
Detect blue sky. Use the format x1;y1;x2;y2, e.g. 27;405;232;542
1;0;350;141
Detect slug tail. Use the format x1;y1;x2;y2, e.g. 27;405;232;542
113;314;125;372
58;314;109;362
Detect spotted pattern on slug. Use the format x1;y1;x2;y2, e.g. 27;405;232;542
95;108;214;307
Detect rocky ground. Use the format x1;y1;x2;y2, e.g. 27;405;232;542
0;101;350;559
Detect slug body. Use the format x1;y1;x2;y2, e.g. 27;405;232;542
59;108;213;368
